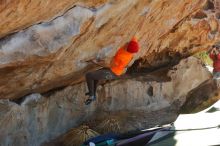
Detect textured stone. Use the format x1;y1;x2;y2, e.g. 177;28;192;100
1;0;220;99
0;0;108;38
0;0;219;145
0;57;211;146
181;78;220;113
0;0;220;144
96;57;211;112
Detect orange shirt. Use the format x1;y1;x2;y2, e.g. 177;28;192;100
110;47;133;76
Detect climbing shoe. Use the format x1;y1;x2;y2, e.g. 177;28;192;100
85;96;96;105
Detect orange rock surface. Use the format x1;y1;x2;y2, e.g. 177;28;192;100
0;0;108;38
0;0;219;99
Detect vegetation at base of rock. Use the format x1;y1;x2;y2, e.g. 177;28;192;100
194;51;213;66
59;125;99;146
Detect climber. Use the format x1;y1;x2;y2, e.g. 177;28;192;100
84;37;140;105
209;45;220;87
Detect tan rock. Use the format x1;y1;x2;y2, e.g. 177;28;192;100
0;0;108;38
0;0;219;100
0;57;212;146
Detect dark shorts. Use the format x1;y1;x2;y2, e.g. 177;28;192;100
86;68;119;81
213;72;220;79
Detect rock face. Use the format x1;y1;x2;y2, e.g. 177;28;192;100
0;0;108;38
181;78;220;113
0;0;220;145
0;57;211;146
0;0;220;99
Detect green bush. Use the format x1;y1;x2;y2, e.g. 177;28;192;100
194;51;213;66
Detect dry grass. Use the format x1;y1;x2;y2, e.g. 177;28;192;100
86;112;130;134
59;125;99;146
95;117;122;134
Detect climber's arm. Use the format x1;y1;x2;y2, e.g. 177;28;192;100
91;59;110;68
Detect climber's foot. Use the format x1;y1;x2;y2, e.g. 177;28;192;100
84;96;96;105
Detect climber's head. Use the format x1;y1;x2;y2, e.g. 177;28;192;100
212;45;220;50
127;37;139;53
211;45;220;54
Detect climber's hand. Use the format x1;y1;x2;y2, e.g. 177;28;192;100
91;59;109;68
91;58;104;64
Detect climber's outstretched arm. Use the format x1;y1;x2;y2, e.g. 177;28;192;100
91;59;110;68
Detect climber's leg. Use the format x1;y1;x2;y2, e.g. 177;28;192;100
213;72;220;88
94;80;98;97
85;68;118;105
85;72;96;97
